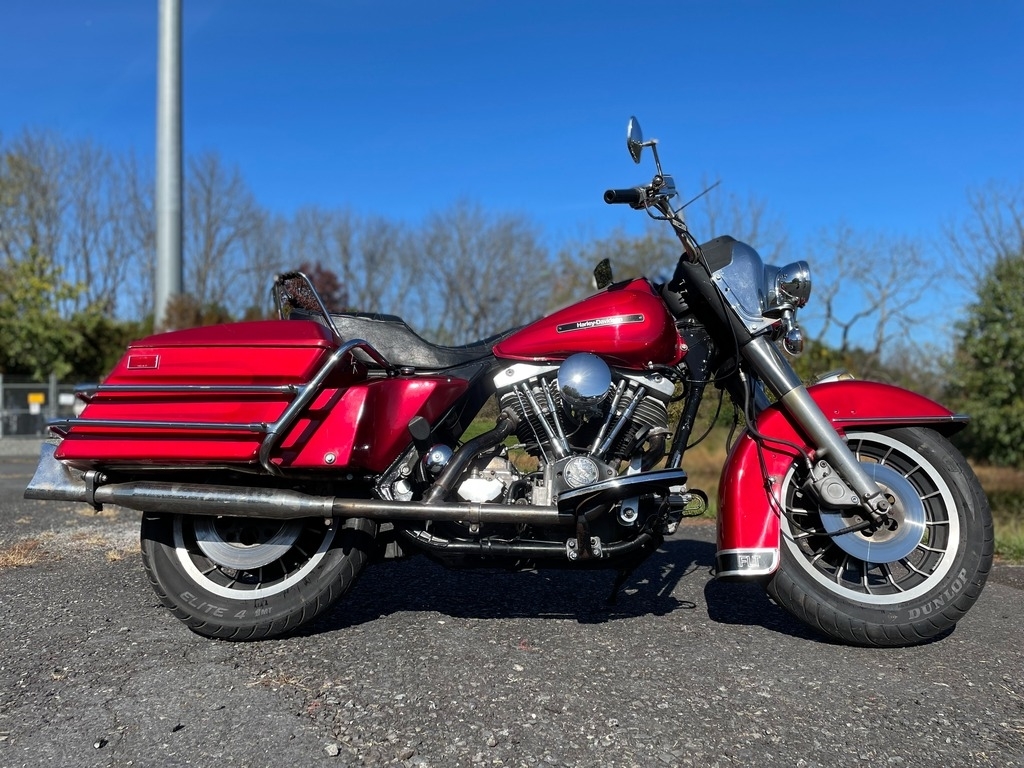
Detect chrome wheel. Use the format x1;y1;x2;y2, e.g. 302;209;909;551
780;430;960;605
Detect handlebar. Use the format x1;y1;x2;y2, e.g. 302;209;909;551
603;187;643;205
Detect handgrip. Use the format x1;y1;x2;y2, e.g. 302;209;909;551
603;187;643;205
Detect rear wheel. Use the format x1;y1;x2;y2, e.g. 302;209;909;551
141;513;374;640
767;427;993;647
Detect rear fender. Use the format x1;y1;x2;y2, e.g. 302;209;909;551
715;380;966;579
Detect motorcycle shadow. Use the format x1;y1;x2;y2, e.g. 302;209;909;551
314;532;818;641
703;579;823;642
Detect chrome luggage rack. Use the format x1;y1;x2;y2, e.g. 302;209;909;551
50;271;396;475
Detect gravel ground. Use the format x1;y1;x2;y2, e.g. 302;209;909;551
2;457;1023;767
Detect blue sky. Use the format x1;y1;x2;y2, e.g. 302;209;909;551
1;1;1022;252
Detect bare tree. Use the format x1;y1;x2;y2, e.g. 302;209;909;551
184;152;260;316
805;223;940;366
238;209;287;318
945;179;1024;286
688;176;791;262
287;206;416;318
120;151;156;321
0;131;68;272
552;227;680;312
287;206;354;311
63;139;142;315
0;130;156;323
351;214;414;312
414;201;552;344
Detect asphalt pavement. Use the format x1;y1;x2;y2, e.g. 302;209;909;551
2;455;1023;768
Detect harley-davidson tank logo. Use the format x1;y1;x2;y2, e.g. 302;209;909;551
556;313;645;333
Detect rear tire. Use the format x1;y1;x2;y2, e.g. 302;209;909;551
141;513;374;640
766;427;993;647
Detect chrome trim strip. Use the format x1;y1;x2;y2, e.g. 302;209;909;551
51;418;268;433
715;547;780;578
79;383;299;398
837;415;971;425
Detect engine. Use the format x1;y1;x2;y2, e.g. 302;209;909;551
498;355;673;464
448;355;675;509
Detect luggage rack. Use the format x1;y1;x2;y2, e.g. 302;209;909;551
51;271;397;476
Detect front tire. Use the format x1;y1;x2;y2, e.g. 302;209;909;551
141;513;374;640
766;427;993;647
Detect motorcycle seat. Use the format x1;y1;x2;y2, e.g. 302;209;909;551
291;309;511;370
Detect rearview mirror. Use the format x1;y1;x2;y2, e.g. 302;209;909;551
593;258;614;290
627;116;644;164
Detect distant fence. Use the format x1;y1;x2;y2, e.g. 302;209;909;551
0;375;79;438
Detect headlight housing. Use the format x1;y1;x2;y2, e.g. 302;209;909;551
705;238;814;335
766;260;812;313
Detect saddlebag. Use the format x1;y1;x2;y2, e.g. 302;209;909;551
52;320;360;469
50;319;472;474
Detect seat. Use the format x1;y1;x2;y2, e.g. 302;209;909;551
291;309;512;370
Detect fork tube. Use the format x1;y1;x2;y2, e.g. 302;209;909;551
742;337;888;516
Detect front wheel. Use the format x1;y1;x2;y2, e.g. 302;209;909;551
766;427;993;647
141;513;375;640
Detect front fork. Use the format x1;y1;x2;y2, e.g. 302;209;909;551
742;337;891;524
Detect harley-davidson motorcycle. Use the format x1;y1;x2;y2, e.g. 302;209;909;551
26;118;992;646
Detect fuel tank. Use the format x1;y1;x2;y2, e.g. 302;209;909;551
492;278;685;369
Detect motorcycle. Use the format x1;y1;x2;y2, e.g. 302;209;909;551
26;117;992;646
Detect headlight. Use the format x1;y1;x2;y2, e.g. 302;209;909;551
769;260;812;310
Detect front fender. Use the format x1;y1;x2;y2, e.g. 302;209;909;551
715;380;966;579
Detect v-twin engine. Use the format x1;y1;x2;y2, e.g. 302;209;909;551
494;355;676;488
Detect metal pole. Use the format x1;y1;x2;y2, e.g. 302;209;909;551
155;0;183;330
48;373;57;423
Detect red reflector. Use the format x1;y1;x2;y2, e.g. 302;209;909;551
127;354;160;370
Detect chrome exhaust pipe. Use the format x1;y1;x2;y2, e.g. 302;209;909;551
26;443;573;524
26;442;685;526
93;480;573;525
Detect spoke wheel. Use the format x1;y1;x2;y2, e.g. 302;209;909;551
767;427;993;647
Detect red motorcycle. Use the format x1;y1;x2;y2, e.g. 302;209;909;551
26;118;992;646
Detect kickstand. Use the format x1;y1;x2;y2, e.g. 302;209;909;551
606;567;634;607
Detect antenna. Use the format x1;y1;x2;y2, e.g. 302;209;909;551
678;179;722;211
